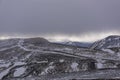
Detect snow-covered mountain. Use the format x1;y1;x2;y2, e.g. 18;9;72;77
91;35;120;49
56;41;92;48
0;37;120;80
90;35;120;54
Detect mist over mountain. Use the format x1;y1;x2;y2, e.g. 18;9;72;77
0;0;120;79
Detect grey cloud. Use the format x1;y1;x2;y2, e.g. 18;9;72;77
0;0;120;35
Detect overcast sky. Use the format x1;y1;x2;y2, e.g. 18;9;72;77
0;0;120;41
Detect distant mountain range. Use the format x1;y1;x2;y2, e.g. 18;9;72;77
0;35;120;80
56;41;92;48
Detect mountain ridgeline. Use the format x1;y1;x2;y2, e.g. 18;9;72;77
0;36;120;80
91;35;120;49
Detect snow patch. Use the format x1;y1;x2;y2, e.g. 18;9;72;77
0;61;26;79
117;52;120;58
0;63;11;68
14;67;26;77
0;67;11;79
0;60;5;64
41;66;55;75
49;62;54;65
14;62;26;66
96;62;104;69
115;37;120;40
59;59;64;63
26;54;32;59
64;48;72;50
71;62;79;71
18;40;30;51
102;49;114;54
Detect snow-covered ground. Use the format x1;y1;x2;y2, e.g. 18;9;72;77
0;67;12;79
0;37;120;80
0;62;11;68
71;62;79;71
0;61;26;79
102;49;115;54
14;67;26;77
9;69;120;80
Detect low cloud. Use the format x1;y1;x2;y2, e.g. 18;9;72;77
0;0;120;41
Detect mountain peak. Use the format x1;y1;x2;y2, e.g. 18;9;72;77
106;35;120;39
24;37;49;44
91;35;120;49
